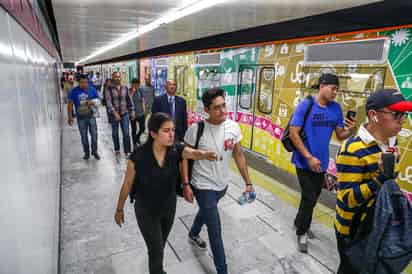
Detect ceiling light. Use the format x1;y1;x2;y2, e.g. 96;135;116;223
0;42;12;57
76;0;227;65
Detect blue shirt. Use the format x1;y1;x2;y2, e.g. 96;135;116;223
68;86;99;117
290;96;344;171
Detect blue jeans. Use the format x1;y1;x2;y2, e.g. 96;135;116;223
189;187;228;274
77;117;98;155
111;112;131;153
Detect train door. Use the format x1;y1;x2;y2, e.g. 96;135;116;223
175;65;188;96
154;66;168;96
237;64;276;157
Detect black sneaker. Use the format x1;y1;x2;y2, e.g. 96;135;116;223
189;235;207;250
92;153;100;160
83;154;90;160
297;234;308;253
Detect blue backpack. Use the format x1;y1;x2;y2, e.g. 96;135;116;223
346;179;412;274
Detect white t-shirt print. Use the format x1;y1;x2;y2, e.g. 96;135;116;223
184;119;242;191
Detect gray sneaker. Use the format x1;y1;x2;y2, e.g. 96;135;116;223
297;234;308;253
307;229;315;239
293;224;315;239
189;235;207;250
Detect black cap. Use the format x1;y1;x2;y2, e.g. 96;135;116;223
366;88;412;112
78;74;89;80
318;73;339;88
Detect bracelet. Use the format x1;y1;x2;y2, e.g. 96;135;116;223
182;183;190;186
246;183;253;186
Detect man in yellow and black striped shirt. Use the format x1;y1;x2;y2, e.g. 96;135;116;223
335;89;412;274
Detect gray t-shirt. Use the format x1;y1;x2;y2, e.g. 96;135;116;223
138;85;155;113
132;90;144;116
184;119;242;191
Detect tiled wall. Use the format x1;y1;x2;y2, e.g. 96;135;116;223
0;7;61;274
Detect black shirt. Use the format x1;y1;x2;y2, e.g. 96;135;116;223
129;143;184;211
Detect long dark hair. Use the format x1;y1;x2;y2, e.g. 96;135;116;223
145;112;174;145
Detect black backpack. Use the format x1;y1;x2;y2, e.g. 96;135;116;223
176;121;205;197
281;96;314;152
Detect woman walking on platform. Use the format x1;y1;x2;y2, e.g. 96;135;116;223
114;112;217;274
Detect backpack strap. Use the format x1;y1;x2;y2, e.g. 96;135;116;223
188;121;205;183
301;95;314;130
194;121;205;149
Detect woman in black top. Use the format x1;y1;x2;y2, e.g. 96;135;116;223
115;112;217;274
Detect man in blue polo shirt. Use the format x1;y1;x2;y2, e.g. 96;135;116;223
68;74;100;160
289;73;357;253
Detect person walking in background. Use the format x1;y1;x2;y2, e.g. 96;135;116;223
101;78;112;123
67;74;100;160
129;78;146;149
114;112;217;274
105;72;135;158
63;74;76;104
140;75;155;116
151;80;187;142
93;72;102;94
101;78;111;106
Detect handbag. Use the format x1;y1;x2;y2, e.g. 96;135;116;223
281;95;314;152
176;121;205;197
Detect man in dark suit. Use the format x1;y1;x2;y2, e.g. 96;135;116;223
151;79;188;142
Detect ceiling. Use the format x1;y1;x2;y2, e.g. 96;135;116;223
52;0;382;64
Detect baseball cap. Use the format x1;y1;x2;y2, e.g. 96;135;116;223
78;74;89;80
318;73;339;87
365;88;412;112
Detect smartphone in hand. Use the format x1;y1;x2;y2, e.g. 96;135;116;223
382;153;395;179
346;110;357;120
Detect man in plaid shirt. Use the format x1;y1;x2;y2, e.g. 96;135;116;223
105;71;135;158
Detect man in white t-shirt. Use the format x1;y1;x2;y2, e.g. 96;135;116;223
183;88;254;274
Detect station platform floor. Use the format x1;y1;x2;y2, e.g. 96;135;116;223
60;109;340;274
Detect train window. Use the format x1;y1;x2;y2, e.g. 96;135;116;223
302;66;386;97
239;68;255;110
174;66;187;95
257;67;275;114
198;68;220;81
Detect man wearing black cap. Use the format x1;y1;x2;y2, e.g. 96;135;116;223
289;73;357;253
334;88;412;273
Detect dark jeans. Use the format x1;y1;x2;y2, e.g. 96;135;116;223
189;187;228;274
294;168;324;235
77;117;98;155
134;202;176;274
336;234;358;274
110;113;131;153
130;114;145;148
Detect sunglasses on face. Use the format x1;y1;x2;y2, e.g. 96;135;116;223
376;110;409;120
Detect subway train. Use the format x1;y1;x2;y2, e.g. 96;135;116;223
86;24;412;200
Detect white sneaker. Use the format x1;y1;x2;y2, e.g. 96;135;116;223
297;233;308;253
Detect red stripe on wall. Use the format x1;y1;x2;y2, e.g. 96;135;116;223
0;0;57;57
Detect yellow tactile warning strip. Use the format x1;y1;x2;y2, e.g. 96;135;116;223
230;162;412;274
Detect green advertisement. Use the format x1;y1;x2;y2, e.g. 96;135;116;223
382;28;412;100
